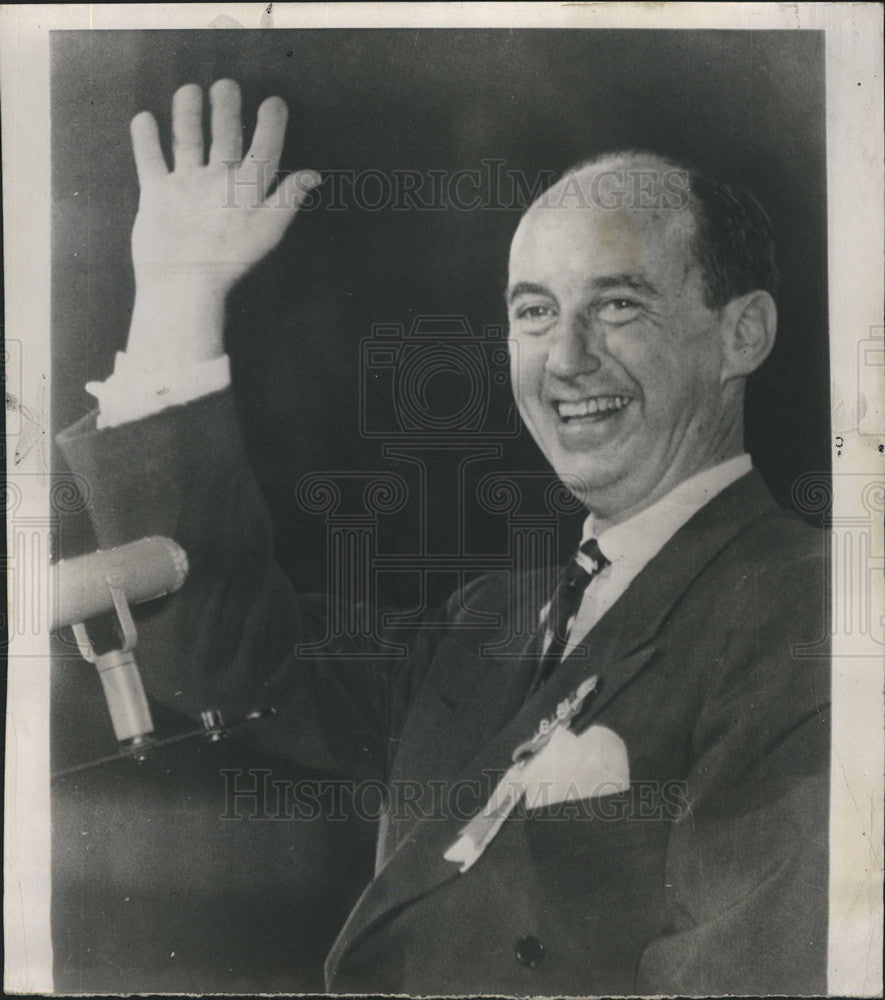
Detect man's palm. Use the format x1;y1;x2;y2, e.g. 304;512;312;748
130;79;319;296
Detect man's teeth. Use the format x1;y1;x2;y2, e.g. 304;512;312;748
557;396;631;419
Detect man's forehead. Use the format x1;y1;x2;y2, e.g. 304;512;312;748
508;185;695;289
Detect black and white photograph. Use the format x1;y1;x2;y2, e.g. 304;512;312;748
3;3;883;996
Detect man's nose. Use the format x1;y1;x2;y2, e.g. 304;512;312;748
544;314;602;379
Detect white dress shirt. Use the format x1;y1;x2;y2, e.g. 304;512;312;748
542;453;753;660
86;353;232;430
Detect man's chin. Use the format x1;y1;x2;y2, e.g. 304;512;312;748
546;456;628;507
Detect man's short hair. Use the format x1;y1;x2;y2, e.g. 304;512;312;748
555;151;779;310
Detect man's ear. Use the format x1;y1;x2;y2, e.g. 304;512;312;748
719;290;777;382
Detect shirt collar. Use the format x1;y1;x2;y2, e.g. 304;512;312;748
579;454;753;572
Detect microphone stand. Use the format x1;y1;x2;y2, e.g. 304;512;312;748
51;709;273;780
71;580;154;747
58;576;272;780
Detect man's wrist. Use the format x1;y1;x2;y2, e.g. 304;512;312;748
125;281;227;367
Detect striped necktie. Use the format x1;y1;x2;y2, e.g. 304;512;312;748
534;537;610;688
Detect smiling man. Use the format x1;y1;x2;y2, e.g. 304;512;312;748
58;83;830;996
507;153;776;527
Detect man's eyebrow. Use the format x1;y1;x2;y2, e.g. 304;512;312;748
590;273;661;296
505;274;661;305
505;281;554;305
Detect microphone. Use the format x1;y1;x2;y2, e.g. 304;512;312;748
53;536;188;631
53;536;188;745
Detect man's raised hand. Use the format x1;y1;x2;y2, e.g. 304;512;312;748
126;79;320;365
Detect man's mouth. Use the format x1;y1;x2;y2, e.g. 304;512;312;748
555;395;632;422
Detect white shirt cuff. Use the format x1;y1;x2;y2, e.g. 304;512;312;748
86;353;232;430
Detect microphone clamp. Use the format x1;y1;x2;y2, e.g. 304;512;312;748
71;581;154;744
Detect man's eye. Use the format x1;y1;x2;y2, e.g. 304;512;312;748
515;303;556;321
597;298;642;323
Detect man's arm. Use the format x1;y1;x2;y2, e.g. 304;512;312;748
56;81;414;780
83;79;320;430
58;389;424;781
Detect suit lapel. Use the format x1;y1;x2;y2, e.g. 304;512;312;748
546;468;778;723
326;471;778;977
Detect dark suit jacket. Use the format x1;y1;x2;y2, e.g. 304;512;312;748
58;389;830;997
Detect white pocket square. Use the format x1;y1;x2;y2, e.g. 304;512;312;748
516;722;630;809
443;722;630;871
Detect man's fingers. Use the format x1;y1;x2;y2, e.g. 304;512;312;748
172;83;204;170
244;96;288;194
130;111;168;185
209;79;243;166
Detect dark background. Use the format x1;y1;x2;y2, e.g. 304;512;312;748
50;28;828;993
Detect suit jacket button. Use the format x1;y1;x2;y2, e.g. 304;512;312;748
515;935;545;968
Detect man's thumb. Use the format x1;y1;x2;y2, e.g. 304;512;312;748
254;170;323;250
